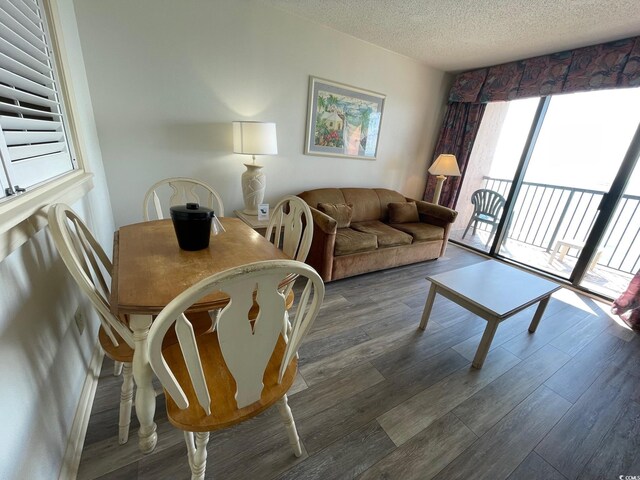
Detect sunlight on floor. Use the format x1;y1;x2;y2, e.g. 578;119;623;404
552;285;632;330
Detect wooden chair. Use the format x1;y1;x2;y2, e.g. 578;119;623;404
265;196;313;336
143;177;225;221
462;189;506;247
265;195;313;262
48;203;137;444
147;260;324;480
48;203;213;445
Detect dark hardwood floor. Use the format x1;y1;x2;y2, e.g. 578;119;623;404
77;245;640;480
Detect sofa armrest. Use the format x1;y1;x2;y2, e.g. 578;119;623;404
406;197;458;258
305;206;337;282
407;197;458;226
310;207;338;234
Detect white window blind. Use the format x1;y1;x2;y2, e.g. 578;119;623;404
0;0;75;200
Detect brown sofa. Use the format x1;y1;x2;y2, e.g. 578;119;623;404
298;188;458;282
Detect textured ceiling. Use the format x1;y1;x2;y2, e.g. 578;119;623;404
259;0;640;71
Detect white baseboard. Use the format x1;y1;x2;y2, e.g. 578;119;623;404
59;344;104;480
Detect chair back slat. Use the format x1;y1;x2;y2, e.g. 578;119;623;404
72;225;121;345
74;218;111;301
48;204;134;349
268;208;286;250
218;276;285;407
148;260;324;412
143;177;225;221
174;313;212;414
168;181;199;207
282;203;306;260
152;190;164;219
68;217;92;278
280;277;315;382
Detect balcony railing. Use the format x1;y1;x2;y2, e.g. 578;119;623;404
478;176;640;275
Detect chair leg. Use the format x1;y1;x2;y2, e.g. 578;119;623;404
589;249;604;271
487;224;497;247
185;431;210;480
118;363;134;444
113;361;123;376
548;241;562;265
277;394;302;457
462;218;475;239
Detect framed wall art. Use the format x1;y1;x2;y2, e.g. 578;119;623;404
305;77;385;160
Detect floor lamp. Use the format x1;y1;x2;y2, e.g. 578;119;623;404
428;154;461;205
233;121;278;215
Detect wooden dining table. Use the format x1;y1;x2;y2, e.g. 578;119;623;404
110;217;290;453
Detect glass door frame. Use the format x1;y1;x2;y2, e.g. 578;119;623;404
488;96;550;258
476;95;640;297
571;122;640;285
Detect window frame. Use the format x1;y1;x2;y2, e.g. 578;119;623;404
0;0;94;262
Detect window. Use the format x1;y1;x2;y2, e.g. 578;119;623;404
0;0;76;200
0;0;93;262
451;87;640;300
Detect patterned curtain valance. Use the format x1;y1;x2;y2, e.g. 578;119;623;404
449;36;640;103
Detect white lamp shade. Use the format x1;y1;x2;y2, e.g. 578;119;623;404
428;154;461;176
233;121;278;155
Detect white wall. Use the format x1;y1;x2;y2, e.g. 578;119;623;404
0;1;446;477
0;0;113;478
74;0;450;228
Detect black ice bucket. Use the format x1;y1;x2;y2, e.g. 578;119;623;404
170;202;214;251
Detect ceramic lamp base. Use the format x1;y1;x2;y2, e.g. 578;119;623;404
241;163;266;215
432;175;446;205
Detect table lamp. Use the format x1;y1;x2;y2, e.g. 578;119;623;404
233;121;278;215
428;153;460;205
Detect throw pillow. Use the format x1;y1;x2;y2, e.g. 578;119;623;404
388;202;419;223
318;203;353;228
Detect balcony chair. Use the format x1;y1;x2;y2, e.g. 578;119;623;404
462;189;506;247
147;259;325;480
143;177;225;220
48;203;212;445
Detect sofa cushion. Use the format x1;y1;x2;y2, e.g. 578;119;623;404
388;202;419;224
341;188;382;222
298;188;347;209
374;189;408;221
390;223;445;242
350;221;413;248
317;203;353;228
335;228;378;256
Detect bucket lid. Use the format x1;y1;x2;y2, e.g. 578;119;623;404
170;202;214;220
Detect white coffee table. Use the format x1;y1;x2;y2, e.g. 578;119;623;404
420;260;561;368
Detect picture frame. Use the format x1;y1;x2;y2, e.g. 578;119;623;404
305;76;385;160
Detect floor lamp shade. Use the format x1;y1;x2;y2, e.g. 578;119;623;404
428;154;460;205
233;121;277;215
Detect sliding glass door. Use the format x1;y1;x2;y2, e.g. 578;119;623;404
579;126;640;298
453;86;640;299
450;98;539;253
497;88;640;285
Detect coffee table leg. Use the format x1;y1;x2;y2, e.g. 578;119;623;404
419;283;438;330
473;320;499;369
528;295;551;333
130;314;158;454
